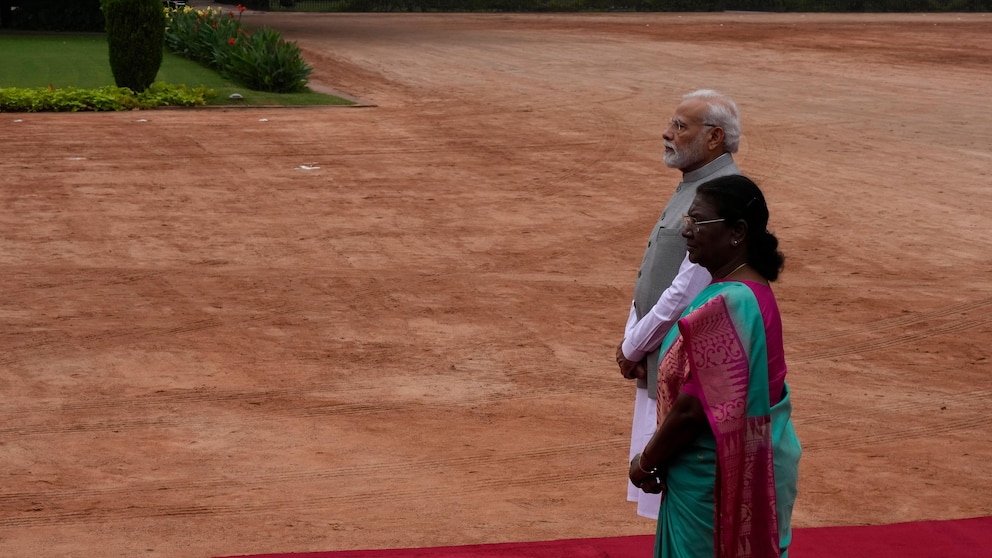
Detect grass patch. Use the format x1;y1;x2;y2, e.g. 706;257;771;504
0;33;353;107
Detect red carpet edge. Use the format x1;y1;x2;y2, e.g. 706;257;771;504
216;515;992;558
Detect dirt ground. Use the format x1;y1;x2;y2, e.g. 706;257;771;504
2;10;992;558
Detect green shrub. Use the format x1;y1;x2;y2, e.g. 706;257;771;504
102;0;166;93
0;83;216;112
165;6;313;94
164;5;244;68
222;29;312;93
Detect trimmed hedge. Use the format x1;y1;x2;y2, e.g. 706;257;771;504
0;83;215;112
103;0;166;93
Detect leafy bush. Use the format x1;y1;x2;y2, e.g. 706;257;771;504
165;5;312;93
0;83;216;112
222;29;312;93
164;5;244;67
103;0;166;92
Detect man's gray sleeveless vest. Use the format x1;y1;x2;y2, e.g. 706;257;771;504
633;154;740;398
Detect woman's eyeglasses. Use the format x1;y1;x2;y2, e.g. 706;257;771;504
681;214;726;233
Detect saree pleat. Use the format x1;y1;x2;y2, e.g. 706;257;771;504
656;431;718;558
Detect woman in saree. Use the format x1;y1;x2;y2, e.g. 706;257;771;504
627;174;801;558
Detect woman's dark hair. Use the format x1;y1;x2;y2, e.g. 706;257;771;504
697;175;785;282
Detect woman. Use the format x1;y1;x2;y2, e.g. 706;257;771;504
627;174;801;558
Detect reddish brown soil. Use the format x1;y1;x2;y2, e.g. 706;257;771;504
2;10;991;558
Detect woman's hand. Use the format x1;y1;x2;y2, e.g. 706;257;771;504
629;453;666;494
633;393;707;495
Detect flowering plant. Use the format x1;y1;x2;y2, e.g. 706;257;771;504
164;4;312;93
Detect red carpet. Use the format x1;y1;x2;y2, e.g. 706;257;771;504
218;516;992;558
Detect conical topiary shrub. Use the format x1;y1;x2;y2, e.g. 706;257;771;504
102;0;165;93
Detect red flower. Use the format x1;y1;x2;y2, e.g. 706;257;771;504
229;11;234;18
228;38;236;46
237;4;246;12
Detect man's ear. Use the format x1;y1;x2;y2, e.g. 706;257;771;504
706;127;725;152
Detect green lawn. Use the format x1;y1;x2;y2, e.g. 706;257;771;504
0;33;353;107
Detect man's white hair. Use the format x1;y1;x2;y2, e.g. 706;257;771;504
683;89;742;153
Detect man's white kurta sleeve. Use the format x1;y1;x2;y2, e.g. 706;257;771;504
621;254;711;362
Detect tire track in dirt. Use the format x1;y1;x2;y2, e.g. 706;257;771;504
0;318;222;368
540;104;637;193
558;106;659;256
789;313;992;365
786;294;992;452
798;388;992;425
0;315;239;368
0;468;618;527
0;372;620;437
7;335;983;469
0;439;626;528
793;388;992;453
5;388;987;527
790;296;992;344
800;412;992;452
0;265;307;368
2;268;172;296
9;289;987;437
5;268;985;438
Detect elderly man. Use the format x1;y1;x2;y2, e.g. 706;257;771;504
617;89;743;519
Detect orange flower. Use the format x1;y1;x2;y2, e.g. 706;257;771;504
228;38;236;46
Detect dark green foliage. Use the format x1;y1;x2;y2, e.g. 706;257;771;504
164;7;313;93
0;83;215;112
102;0;166;93
221;29;313;93
5;0;104;31
163;6;244;68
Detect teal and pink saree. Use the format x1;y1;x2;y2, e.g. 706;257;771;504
655;281;801;558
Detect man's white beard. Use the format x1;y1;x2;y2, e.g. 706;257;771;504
663;133;708;170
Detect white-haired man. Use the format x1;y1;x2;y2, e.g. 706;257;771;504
617;89;743;519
